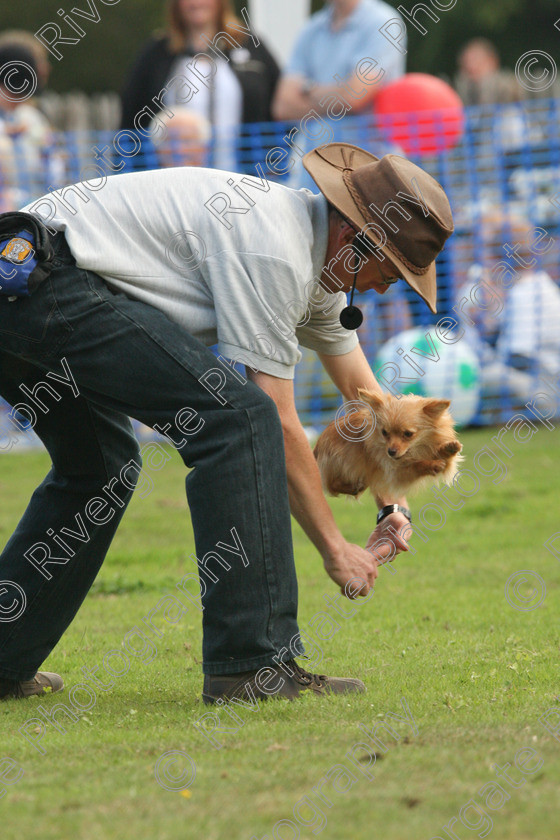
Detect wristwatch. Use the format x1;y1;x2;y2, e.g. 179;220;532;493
376;504;412;525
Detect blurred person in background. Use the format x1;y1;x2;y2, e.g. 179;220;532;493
149;107;211;167
0;42;59;211
456;213;507;352
0;30;51;94
455;39;523;107
356;284;412;360
120;0;280;171
495;226;560;387
272;0;405;122
272;0;406;188
455;39;529;156
457;213;560;406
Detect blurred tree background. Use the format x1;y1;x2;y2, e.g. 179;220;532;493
1;0;559;93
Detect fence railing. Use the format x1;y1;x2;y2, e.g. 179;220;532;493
1;99;560;448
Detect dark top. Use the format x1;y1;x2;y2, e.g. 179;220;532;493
120;33;281;130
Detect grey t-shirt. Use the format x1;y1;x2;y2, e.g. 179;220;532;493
24;166;358;378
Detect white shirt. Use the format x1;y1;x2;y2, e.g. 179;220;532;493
24;166;358;378
166;55;243;171
0;105;62;209
497;270;560;375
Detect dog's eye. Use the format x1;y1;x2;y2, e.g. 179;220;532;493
403;430;414;439
381;429;388;437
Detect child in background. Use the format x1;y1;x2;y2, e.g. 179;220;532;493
0;43;58;209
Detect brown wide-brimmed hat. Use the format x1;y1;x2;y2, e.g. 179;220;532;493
303;143;454;313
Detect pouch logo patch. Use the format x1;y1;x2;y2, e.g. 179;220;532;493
1;237;33;263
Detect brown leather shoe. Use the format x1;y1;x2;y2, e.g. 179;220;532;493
0;671;64;700
202;659;365;704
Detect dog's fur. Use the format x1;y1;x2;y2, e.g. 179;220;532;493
313;389;463;500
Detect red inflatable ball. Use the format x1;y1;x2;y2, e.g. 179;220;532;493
374;73;465;157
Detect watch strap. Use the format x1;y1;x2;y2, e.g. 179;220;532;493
376;504;412;525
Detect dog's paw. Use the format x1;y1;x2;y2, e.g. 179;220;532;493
328;478;366;497
439;440;462;457
421;459;447;476
413;459;446;477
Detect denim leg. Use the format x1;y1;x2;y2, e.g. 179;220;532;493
0;353;139;679
0;238;303;677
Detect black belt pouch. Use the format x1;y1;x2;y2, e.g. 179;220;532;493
0;212;55;298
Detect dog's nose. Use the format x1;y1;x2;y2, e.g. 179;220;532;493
388;448;397;457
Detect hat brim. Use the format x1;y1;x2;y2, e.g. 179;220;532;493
303;144;438;314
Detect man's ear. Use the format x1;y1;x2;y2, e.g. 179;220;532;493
328;206;356;251
357;388;384;409
340;221;357;247
422;398;451;418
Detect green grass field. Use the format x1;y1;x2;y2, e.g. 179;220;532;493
1;425;559;840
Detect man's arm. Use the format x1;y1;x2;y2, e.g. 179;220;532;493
318;343;383;402
271;71;383;122
271;76;314;122
246;367;381;597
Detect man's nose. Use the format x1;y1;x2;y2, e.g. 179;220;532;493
388;447;397;457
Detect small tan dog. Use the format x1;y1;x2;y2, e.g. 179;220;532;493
314;389;463;500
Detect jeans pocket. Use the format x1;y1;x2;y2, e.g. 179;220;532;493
0;273;73;362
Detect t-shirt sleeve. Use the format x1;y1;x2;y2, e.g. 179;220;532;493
295;290;360;355
285;25;313;78
356;7;406;84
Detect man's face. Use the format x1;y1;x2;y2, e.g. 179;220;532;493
321;216;403;295
352;250;402;294
459;46;497;82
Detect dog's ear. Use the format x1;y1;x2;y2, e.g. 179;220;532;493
357;388;384;409
422;398;451;418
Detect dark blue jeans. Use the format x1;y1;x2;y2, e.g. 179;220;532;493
0;233;302;678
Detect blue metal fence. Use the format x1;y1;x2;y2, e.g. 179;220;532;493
1;99;560;448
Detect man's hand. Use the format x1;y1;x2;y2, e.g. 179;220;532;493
366;512;412;564
323;540;379;599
